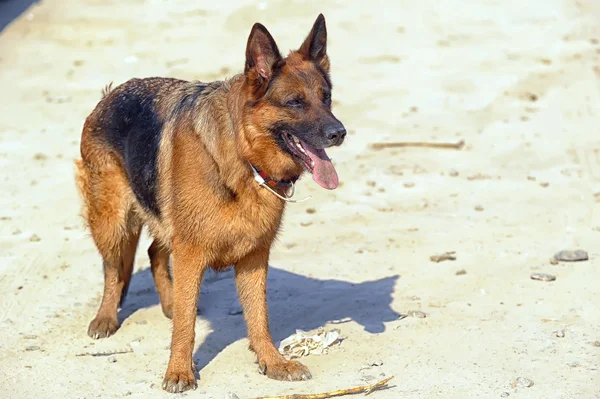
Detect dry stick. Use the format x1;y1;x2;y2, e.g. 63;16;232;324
248;376;393;399
75;348;133;357
430;251;457;263
370;139;465;150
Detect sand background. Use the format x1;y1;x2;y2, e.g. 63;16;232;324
1;0;600;398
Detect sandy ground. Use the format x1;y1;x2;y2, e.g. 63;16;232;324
1;0;600;398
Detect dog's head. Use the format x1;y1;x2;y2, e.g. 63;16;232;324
241;14;345;190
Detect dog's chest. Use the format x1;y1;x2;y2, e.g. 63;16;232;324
215;202;284;262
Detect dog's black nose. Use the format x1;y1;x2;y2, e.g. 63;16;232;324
324;123;346;146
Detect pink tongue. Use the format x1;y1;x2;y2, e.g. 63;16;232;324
299;140;339;189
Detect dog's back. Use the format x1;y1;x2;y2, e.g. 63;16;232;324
81;78;186;216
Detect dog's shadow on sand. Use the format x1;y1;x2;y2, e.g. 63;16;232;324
119;266;400;371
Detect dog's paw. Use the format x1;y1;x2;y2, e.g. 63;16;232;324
259;359;312;381
87;316;118;339
162;367;197;393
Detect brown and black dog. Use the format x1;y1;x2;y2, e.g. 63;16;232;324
75;14;345;392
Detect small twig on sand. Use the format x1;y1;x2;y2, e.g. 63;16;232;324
430;251;457;263
370;140;465;150
75;348;133;357
248;376;393;399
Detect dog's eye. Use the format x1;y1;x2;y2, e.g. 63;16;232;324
322;92;332;104
285;99;303;108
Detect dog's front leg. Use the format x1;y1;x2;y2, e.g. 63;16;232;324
235;248;312;381
162;242;205;393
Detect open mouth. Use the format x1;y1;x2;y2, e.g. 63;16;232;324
283;132;315;171
282;132;339;190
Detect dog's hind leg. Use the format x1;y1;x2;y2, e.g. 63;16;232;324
119;225;141;307
75;158;141;339
148;240;173;319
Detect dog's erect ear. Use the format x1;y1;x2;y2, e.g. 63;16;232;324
245;23;282;95
298;14;329;72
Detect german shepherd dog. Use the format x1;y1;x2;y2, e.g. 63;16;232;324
75;14;345;392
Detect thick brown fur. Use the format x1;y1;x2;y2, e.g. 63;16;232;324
75;14;345;393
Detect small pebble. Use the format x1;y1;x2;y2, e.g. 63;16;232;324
135;320;148;325
107;356;117;363
407;310;426;318
226;393;240;399
540;182;549;188
359;361;382;371
549;257;559;265
474;205;484;212
403;182;415;188
530;273;556;282
514;377;534;388
300;221;312;227
229;307;243;315
228;300;243;315
23;334;37;339
25;346;40;351
449;169;459;177
553;249;588;262
553;330;565;338
568;362;580;368
455;269;467;276
305;208;316;214
592;341;600;347
29;234;41;242
501;393;510;398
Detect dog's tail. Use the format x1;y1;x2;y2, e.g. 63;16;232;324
101;82;114;99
